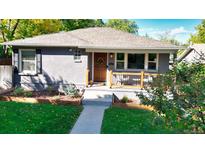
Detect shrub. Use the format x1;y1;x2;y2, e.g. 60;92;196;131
13;87;25;96
13;87;33;97
138;62;205;133
46;85;54;95
121;96;129;103
23;91;33;97
59;83;80;97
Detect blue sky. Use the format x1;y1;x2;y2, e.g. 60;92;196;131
133;19;202;44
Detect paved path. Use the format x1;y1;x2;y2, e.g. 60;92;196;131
70;90;112;134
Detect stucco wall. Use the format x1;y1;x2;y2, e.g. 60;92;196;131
14;47;88;90
158;53;170;73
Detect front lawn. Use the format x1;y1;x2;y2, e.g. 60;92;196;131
101;107;179;134
0;101;82;134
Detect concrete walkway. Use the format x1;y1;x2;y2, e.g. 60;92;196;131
70;90;112;134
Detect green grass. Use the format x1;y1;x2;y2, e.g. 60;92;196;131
101;107;177;134
0;101;83;134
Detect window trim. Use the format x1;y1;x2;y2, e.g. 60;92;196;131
114;52;159;72
74;49;82;62
19;49;37;75
147;53;159;71
115;53;126;70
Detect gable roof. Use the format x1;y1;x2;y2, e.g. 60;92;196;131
1;27;181;50
177;44;205;62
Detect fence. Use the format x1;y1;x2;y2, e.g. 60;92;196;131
0;58;12;65
0;66;13;89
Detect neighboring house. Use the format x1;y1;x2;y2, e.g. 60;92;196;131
1;27;181;90
177;44;205;63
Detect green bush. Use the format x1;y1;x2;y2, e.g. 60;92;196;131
23;91;33;97
46;85;54;94
121;96;129;103
13;87;33;97
138;62;205;133
60;83;80;97
13;87;25;96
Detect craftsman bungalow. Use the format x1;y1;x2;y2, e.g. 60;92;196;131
1;27;181;90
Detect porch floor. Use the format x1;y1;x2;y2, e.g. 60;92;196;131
86;85;144;93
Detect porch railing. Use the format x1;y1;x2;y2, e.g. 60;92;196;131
85;68;159;89
85;68;90;87
109;70;159;89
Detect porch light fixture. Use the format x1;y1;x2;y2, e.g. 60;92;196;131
110;53;114;58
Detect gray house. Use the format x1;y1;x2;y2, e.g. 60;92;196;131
1;27;180;90
177;44;205;63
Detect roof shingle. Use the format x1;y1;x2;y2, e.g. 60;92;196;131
1;27;181;50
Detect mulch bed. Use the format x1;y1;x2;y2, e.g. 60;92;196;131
112;94;154;111
0;90;83;105
112;102;154;111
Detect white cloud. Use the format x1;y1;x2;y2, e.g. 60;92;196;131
139;26;195;44
168;26;189;36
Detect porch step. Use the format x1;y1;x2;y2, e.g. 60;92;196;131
82;90;113;106
84;86;147;101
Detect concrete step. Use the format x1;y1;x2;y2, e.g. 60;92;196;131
82;90;113;106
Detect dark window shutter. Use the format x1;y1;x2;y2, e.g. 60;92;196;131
13;49;19;73
36;49;42;74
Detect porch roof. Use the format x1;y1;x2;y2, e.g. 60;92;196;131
1;27;183;51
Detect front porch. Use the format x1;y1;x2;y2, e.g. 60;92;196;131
85;51;168;89
86;69;159;89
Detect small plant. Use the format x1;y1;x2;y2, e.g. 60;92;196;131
13;87;33;97
46;85;54;95
23;91;33;97
13;87;25;96
59;83;80;97
121;96;129;103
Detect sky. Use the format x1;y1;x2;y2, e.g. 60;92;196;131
133;19;202;44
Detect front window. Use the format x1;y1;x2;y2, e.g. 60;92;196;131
148;53;157;70
20;50;36;74
128;54;145;69
116;53;125;69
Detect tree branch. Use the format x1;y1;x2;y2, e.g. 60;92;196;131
0;19;7;42
11;19;20;39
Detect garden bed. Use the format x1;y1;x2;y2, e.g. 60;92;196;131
112;102;154;111
112;94;154;111
0;90;83;105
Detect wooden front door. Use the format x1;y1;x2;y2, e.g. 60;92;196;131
94;53;107;82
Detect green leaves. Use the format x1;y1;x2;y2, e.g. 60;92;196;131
106;19;138;34
138;62;205;133
189;20;205;43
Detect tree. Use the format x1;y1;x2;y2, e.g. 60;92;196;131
106;19;138;34
0;19;63;57
61;19;104;31
138;61;205;133
95;19;105;27
0;19;20;56
189;20;205;43
0;19;20;42
158;31;181;46
144;33;150;38
15;19;63;39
